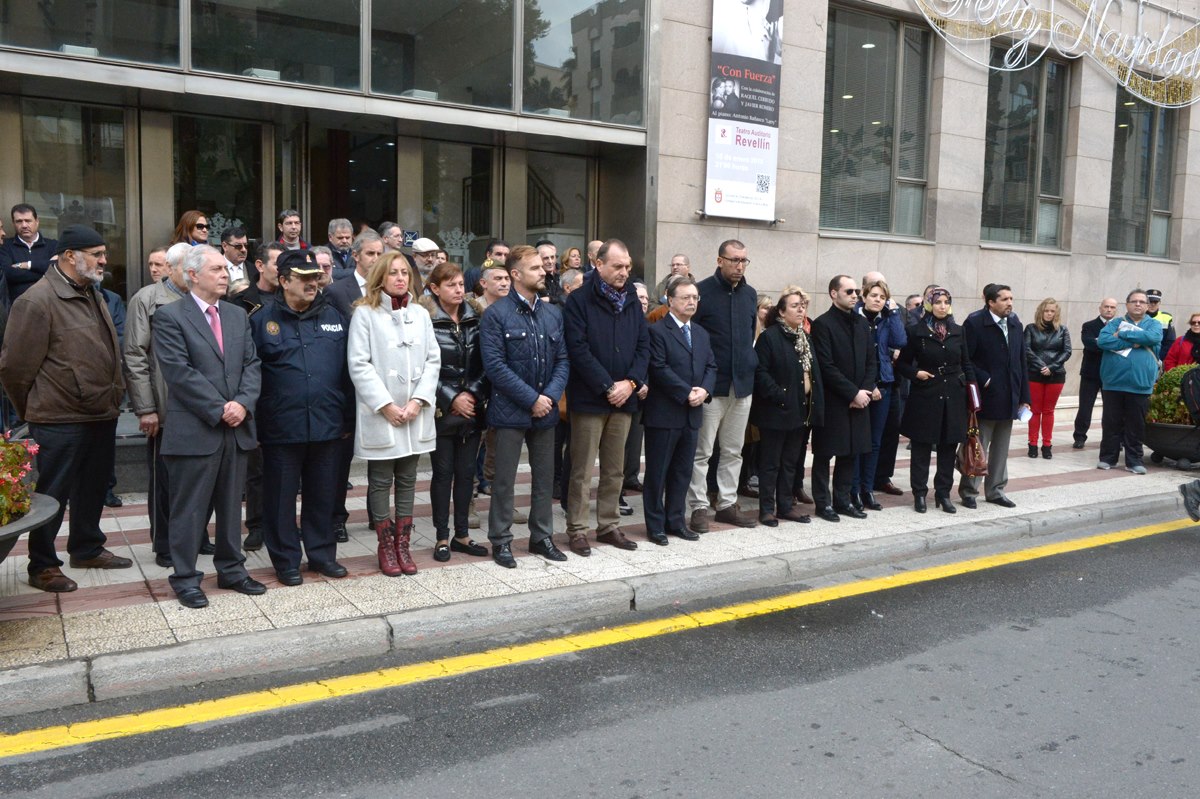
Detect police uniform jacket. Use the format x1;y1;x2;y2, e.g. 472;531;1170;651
249;293;352;445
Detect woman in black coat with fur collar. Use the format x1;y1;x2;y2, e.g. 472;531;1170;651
895;287;975;514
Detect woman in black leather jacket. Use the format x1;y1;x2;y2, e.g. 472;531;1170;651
420;263;490;561
1023;298;1072;459
895;287;975;514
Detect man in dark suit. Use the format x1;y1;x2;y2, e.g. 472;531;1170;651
154;245;266;608
959;283;1031;509
1073;297;1119;448
643;276;716;545
324;230;384;542
810;275;878;522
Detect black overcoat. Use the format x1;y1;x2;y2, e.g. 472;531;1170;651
811;306;877;457
751;323;824;431
895;319;976;445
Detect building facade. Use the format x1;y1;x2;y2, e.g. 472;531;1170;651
1;0;1196;393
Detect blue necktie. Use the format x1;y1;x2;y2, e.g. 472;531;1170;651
683;323;692;350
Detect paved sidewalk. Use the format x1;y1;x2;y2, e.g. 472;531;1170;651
0;414;1192;715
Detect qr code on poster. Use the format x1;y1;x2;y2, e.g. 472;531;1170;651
756;174;771;193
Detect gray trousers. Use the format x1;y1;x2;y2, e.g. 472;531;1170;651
366;455;419;522
958;418;1013;502
488;426;554;548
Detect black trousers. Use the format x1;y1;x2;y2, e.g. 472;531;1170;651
1073;376;1101;444
643;425;698;533
811;453;854;509
757;426;805;515
431;430;481;539
909;441;958;497
262;440;338;573
26;420;116;573
146;432;171;555
1099;389;1149;467
790;426;812;496
245;445;264;534
332;428;355;527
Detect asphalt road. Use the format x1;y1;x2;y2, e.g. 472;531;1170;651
5;524;1200;798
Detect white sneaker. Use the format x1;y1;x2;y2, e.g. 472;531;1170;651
1096;461;1113;470
1127;464;1147;475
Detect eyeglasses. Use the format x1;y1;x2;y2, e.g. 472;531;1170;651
1148;298;1161;303
80;249;107;259
225;242;247;250
1190;321;1200;327
843;288;861;296
193;223;209;230
719;256;751;266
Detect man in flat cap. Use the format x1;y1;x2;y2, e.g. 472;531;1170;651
0;224;130;592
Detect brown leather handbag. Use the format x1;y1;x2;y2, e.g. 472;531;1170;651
956;409;988;477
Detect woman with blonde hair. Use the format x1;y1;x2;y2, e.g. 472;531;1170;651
347;252;441;576
561;247;583;272
1024;297;1072;459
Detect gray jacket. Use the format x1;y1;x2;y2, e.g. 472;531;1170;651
124;278;187;421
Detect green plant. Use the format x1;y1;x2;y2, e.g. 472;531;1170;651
0;434;36;526
1148;363;1198;424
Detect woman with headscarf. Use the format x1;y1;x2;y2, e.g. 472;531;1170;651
895;287;975;514
751;286;823;525
1163;312;1200;371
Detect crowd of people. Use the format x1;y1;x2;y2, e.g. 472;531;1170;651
0;204;1186;609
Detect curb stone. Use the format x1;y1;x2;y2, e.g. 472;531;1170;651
0;489;1186;717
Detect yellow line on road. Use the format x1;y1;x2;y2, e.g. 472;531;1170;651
0;517;1190;759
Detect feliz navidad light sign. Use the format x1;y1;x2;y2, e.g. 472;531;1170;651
914;0;1200;107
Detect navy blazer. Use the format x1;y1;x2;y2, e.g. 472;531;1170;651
153;296;261;456
325;272;365;321
962;308;1031;420
643;314;716;430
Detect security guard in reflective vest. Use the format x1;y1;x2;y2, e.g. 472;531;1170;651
248;249;354;586
1145;288;1175;361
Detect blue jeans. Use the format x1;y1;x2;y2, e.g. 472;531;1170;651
854;384;893;494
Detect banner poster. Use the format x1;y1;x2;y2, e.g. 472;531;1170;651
704;0;784;222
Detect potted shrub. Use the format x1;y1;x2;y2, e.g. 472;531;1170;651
0;435;60;565
1145;364;1200;467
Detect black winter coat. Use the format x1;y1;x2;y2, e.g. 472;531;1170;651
1024;323;1072;385
895;319;976;445
422;297;488;436
811;306;878;457
751;324;824;431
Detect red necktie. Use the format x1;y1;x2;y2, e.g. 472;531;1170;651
205;305;224;354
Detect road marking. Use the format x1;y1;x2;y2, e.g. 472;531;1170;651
0;517;1190;759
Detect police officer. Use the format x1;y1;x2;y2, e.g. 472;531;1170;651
1145;289;1175;361
248;249;354;586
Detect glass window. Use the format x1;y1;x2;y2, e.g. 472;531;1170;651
525;151;589;247
174;116;263;244
0;0;179;65
310;131;397;236
22;100;129;297
192;0;361;90
980;50;1068;247
422;141;494;269
372;1;513;109
524;0;646;125
819;8;930;235
1108;87;1175;257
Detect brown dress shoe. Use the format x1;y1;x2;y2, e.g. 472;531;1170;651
877;481;904;496
567;533;592;557
596;529;638;550
69;549;133;569
793;489;815;505
778;507;812;523
689;508;712;534
29;567;78;593
713;505;758;528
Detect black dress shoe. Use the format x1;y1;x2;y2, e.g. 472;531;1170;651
986;496;1017;508
836;505;868;520
758;513;779;527
243;530;263;551
276;569;303;586
861;491;882;511
914;495;927;513
623;480;643;493
849;495;865;512
1072;440;1086;450
154;553;173;569
816;506;840;522
528;538;568;562
219;576;267;595
199;539;216;555
334;522;349;543
104;490;123;508
618;495;634;516
668;528;700;541
646;530;669;546
493;543;517;568
308;560;348;578
936;496;956;514
176;587;208;609
960;497;977;509
450;538;489;557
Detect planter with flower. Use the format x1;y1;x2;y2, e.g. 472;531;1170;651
1144;363;1200;468
0;434;61;565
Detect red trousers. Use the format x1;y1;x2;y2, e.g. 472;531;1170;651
1028;381;1065;446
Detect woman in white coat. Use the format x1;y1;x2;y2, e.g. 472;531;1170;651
348;252;441;576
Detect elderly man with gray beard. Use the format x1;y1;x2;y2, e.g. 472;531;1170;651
0;225;130;592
